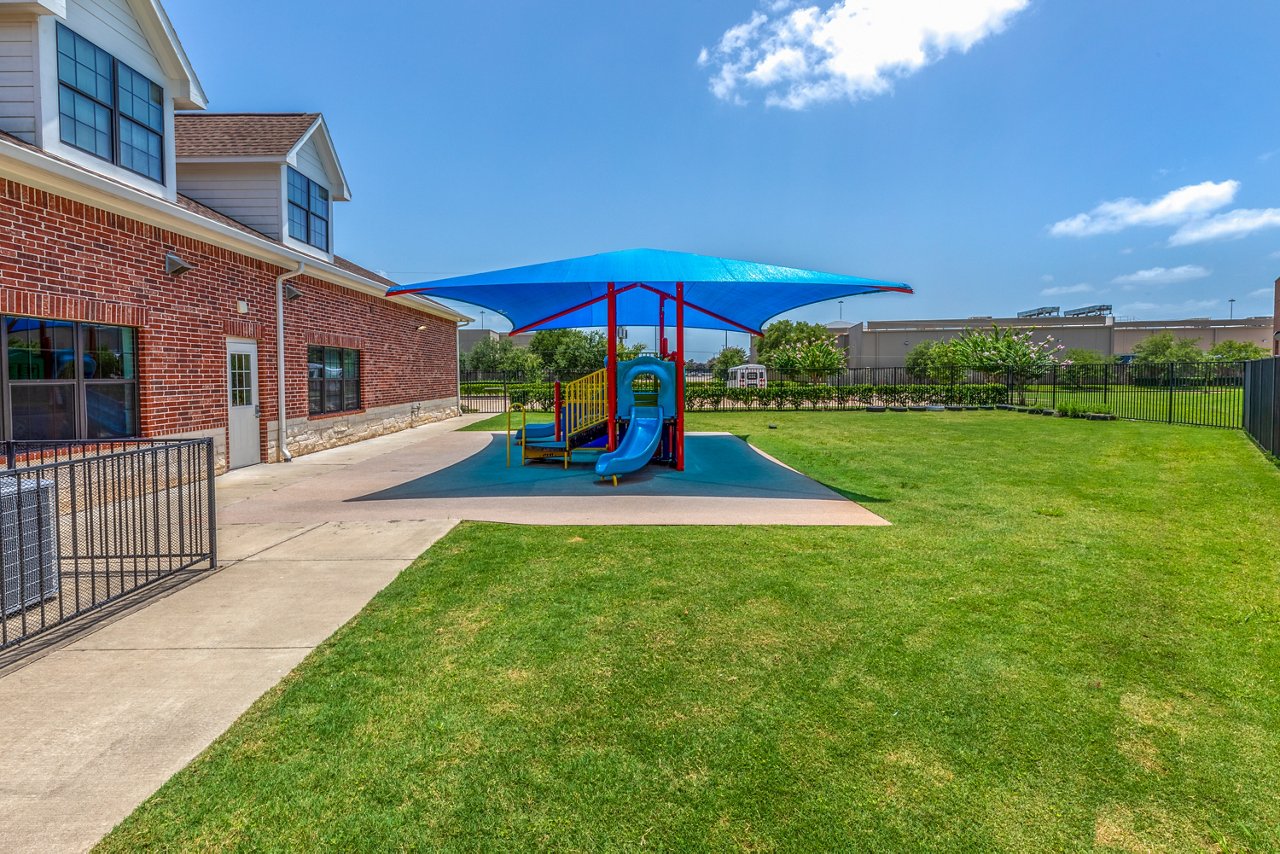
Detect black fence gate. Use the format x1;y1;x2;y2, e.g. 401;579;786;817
1244;357;1279;457
0;438;217;650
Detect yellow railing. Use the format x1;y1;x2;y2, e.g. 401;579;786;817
563;368;608;445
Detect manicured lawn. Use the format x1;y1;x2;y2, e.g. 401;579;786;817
461;410;553;431
100;413;1280;851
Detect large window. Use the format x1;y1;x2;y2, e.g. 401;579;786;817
287;168;330;251
2;317;139;440
307;346;359;415
56;24;165;183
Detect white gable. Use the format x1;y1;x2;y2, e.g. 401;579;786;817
287;117;350;201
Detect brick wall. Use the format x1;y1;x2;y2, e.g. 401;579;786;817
0;177;458;464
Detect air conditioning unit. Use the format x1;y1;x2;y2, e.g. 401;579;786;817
0;476;61;615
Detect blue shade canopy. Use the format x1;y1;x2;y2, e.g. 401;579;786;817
386;248;911;334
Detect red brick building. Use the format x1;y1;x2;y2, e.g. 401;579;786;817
0;0;462;470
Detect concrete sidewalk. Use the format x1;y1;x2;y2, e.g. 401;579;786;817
0;416;479;853
0;413;886;852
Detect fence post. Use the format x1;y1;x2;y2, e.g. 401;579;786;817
4;440;13;470
1051;364;1057;411
205;438;218;571
1103;363;1109;405
1167;362;1175;424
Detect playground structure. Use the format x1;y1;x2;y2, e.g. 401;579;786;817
388;248;911;482
507;356;679;484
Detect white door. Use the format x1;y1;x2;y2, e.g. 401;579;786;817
227;340;260;469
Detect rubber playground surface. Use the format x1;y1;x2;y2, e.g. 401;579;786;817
355;433;842;501
214;423;887;527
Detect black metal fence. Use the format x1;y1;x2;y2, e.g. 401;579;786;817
1244;357;1279;456
0;438;216;650
462;362;1246;428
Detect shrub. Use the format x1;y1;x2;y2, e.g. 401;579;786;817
1058;401;1113;418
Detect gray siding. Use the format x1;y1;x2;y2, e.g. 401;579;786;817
0;20;37;143
177;163;283;239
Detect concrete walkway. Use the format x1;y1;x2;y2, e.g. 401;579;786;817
0;417;478;853
0;414;885;852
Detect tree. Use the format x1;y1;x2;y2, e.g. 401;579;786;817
1207;339;1268;361
1060;348;1107;389
528;329;646;378
1130;333;1205;364
905;339;962;382
756;320;836;368
463;337;544;380
709;346;748;381
772;338;846;382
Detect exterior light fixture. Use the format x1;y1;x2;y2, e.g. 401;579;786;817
417;325;429;331
164;251;193;276
283;283;303;301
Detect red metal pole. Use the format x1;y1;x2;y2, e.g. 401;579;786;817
607;281;618;451
675;280;685;471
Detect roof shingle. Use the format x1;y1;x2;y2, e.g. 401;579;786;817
174;113;319;158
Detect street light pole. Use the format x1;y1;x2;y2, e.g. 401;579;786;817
1228;298;1235;319
838;300;844;320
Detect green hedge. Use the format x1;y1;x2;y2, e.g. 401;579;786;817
683;381;1007;410
467;379;1008;411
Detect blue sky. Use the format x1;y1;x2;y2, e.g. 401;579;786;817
166;0;1280;359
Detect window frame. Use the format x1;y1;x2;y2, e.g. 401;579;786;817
287;167;331;252
55;23;165;184
1;316;140;441
306;345;360;416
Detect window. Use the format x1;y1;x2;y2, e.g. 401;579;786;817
307;346;359;415
56;24;165;183
287;168;330;251
2;317;139;440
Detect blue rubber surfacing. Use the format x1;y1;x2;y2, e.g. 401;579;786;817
350;434;848;502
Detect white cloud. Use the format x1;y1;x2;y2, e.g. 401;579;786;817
1111;265;1210;288
1041;283;1093;296
1049;180;1239;237
1040;273;1054;283
1249;287;1273;298
1169;208;1280;246
699;0;1030;109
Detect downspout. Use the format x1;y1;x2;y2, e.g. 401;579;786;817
275;261;307;461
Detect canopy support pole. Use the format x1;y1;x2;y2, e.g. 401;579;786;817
675;280;685;471
607;281;617;451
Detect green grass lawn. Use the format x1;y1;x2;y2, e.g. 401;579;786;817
100;413;1280;852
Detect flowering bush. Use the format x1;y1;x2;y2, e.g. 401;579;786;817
770;339;847;381
948;326;1070;405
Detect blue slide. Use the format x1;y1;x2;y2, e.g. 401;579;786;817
595;406;664;482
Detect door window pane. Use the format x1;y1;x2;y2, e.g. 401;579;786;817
85;382;137;438
229;352;252;407
10;384;78;440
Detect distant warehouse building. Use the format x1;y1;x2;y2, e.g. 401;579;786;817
827;310;1275;368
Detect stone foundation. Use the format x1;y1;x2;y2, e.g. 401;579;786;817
266;396;461;461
